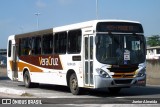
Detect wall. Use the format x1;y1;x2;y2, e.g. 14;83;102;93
146;59;160;85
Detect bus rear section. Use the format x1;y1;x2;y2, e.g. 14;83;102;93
7;35;18;81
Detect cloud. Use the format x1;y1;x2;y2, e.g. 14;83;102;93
36;0;47;8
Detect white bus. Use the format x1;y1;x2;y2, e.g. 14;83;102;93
7;20;146;95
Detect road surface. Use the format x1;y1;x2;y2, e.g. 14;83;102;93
0;76;160;104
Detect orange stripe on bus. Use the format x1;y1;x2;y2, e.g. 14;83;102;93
9;60;43;72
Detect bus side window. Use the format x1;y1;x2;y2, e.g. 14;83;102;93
67;29;82;54
19;38;32;56
8;40;12;57
32;36;41;55
42;34;53;54
54;32;67;54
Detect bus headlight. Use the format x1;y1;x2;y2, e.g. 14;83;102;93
96;68;110;78
137;68;146;77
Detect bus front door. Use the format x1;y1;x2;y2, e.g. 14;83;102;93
84;35;93;86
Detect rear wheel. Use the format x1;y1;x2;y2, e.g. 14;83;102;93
24;71;39;88
69;73;81;95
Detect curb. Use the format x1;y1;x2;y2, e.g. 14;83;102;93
146;84;160;87
0;87;27;96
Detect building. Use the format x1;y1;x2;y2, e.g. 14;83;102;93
146;46;160;59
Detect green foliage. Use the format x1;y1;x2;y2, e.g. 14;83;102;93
147;35;160;47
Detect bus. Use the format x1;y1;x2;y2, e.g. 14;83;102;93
7;20;146;95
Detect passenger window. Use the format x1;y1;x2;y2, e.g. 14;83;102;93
42;34;53;54
19;37;32;56
54;32;67;54
8;40;12;57
68;30;82;54
32;36;41;55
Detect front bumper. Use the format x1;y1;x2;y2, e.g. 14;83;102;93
94;75;146;88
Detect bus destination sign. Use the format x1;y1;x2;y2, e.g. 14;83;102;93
96;22;144;33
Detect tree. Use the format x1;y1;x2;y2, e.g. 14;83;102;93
147;35;160;47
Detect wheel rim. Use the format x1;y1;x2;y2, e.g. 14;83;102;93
71;78;77;90
24;75;29;85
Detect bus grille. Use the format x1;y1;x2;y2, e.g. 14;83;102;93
114;79;133;84
108;65;138;79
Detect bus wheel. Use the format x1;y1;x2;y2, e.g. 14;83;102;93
69;73;80;95
108;87;121;94
24;71;34;88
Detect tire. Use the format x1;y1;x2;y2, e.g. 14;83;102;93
108;87;121;94
69;73;80;95
24;71;39;88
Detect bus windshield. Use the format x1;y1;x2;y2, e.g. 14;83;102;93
96;34;145;65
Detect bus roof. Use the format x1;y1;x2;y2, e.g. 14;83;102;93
53;20;141;32
15;28;53;38
12;19;141;38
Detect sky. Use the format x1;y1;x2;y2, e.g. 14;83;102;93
0;0;160;49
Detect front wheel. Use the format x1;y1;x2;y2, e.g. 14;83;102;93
69;73;81;95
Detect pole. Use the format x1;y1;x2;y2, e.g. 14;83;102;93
96;0;98;19
35;12;40;30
